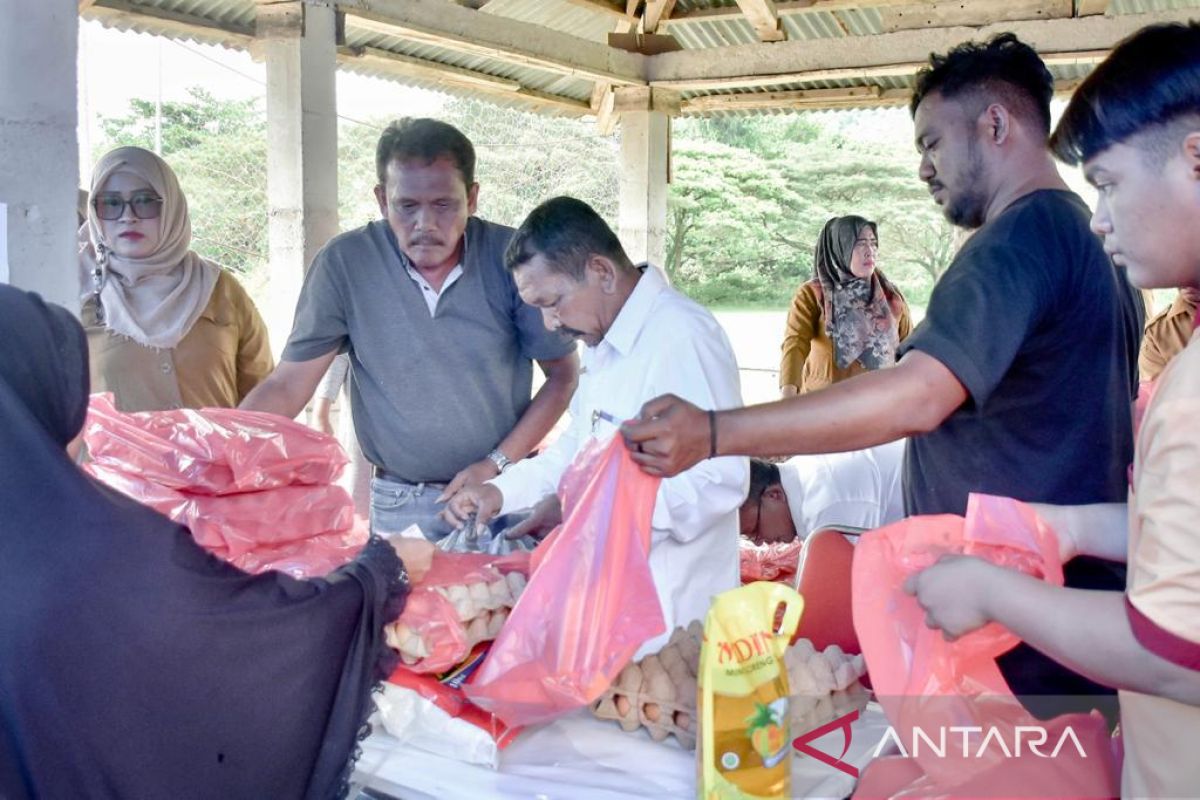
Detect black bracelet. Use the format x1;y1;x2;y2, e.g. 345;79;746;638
708;409;718;459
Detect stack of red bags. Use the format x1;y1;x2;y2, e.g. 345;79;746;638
82;393;366;578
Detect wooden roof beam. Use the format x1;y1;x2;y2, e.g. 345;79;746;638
652;49;1108;92
681;77;1083;115
336;0;646;86
735;0;787;41
1074;0;1111;16
876;1;1072;34
642;0;678;34
649;9;1200;84
659;0;929;29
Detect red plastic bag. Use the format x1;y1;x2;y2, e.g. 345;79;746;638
388;551;531;674
464;435;665;726
84;393;347;494
82;394;366;578
852;494;1118;798
740;538;804;584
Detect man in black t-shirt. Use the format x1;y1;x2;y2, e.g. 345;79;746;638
623;34;1139;712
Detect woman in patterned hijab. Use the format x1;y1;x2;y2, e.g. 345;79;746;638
779;215;911;396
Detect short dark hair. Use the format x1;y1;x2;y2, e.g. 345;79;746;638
910;33;1054;135
375;118;476;187
1050;22;1200;166
505;196;633;280
748;459;781;505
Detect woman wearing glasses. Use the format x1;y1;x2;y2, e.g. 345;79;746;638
79;146;273;412
778;215;911;397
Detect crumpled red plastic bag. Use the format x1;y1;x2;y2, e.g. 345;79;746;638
740;538;804;584
84;393;347;494
82;393;366;578
464;435;665;727
852;494;1118;798
391;551;532;674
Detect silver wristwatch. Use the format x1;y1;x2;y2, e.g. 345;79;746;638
487;449;512;473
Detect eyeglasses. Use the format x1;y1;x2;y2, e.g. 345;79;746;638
93;194;164;221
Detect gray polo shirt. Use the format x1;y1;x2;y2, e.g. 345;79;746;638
282;217;575;483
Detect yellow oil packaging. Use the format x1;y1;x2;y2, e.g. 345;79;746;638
697;582;804;800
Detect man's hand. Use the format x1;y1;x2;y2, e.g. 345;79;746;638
903;555;1000;640
503;494;562;541
441;483;504;528
437;458;500;503
620;394;712;478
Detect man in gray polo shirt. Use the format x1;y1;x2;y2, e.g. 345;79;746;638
241;118;579;541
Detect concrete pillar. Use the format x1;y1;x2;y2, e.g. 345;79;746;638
0;0;79;310
255;0;339;356
616;87;678;268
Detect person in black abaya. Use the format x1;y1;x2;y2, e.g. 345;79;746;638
0;284;408;799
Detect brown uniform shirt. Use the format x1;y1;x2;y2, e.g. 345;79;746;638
1122;327;1200;798
84;270;273;412
1138;291;1198;382
779;280;912;393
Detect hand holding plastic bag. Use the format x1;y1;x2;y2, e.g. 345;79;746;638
852;494;1118;798
464;435;666;726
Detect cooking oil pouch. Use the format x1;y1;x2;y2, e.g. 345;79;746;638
698;582;804;800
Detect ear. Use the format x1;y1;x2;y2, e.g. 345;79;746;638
588;254;620;292
466;182;480;217
982;103;1011;146
1183;131;1200;181
374;184;387;218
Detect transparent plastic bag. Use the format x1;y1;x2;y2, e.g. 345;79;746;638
852;493;1118;798
740;538;804;584
464;435;665;727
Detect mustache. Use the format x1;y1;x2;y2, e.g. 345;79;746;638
410;236;444;247
559;327;587;339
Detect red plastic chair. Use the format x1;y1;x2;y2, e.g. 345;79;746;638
792;526;863;654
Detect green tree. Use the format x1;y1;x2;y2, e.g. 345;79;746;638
666;119;955;307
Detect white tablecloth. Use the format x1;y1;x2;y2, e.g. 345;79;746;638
351;704;892;800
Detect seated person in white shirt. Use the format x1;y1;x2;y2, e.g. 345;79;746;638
740;440;905;545
444;196;749;655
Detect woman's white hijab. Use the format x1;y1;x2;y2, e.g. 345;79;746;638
79;146;219;349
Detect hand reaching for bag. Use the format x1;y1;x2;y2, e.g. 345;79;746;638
440;482;503;529
503;494;562;541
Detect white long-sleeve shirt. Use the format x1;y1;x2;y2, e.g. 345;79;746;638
489;265;748;656
778;440;906;538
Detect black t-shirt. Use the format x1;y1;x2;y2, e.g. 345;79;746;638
900;189;1139;517
898;190;1142;713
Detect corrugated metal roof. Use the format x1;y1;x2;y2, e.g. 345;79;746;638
342;28;595;102
478;0;617;44
78;0;1200;117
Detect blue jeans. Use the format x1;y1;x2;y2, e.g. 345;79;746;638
370;477;455;542
369;475;529;544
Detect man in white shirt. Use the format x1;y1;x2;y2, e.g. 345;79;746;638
740;441;905;546
444;196;748;655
